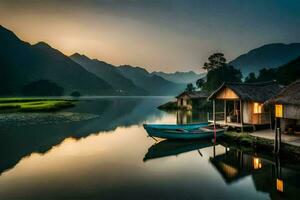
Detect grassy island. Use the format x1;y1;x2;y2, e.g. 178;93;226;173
0;98;76;112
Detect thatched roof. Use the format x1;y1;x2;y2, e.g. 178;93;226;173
176;90;209;99
208;81;283;102
269;79;300;106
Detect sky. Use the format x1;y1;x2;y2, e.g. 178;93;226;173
0;0;299;73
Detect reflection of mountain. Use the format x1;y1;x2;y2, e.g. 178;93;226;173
0;98;167;175
144;139;213;161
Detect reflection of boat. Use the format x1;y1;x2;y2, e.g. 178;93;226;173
143;123;224;140
143;139;213;161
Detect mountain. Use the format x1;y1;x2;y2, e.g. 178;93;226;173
70;53;147;95
151;71;204;84
117;65;185;95
229;43;300;76
0;25;113;96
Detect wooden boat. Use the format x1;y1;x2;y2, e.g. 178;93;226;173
143;122;209;131
143;123;224;140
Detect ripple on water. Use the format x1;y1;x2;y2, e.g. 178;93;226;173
0;112;99;126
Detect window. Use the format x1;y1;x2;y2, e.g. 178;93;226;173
275;104;283;118
253;102;262;114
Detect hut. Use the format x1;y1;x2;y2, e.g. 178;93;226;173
207;81;282;130
270;80;300;135
176;90;209;110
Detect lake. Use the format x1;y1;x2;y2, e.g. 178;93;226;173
0;97;299;200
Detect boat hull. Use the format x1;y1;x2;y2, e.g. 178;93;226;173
143;122;209;131
144;126;224;140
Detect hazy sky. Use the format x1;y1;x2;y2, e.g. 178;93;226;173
0;0;299;73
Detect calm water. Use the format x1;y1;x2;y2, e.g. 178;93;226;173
0;97;299;200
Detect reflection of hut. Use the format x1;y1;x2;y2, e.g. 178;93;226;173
270;80;300;135
176;91;208;110
210;150;254;183
207;81;282;130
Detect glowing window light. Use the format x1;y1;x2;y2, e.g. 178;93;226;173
276;179;284;192
275;104;283;118
253;157;262;169
253;103;262;114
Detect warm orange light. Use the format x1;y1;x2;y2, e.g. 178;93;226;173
253;103;262;114
275;104;283;118
276;179;284;192
253;157;262;169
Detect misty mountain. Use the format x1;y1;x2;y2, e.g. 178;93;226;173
152;71;204;84
70;53;147;95
117;65;185;95
229;43;300;76
0;25;113;96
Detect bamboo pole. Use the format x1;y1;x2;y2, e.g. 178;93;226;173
240;99;244;133
213;99;216;144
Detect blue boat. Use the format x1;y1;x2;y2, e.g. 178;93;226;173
143;123;224;140
143;122;208;131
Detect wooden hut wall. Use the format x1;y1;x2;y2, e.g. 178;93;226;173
242;102;252;124
283;105;300;119
216;87;239;99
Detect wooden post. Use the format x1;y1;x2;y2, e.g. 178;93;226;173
277;127;281;154
213;99;216;123
213;99;216;144
224;100;227;123
274;118;278;153
240;100;244;133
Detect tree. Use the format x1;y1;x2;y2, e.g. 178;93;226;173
202;53;226;72
256;68;277;82
70;91;81;97
202;65;242;92
244;72;257;83
196;78;204;89
185;83;195;92
22;80;64;96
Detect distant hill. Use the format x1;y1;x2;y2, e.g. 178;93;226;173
151;71;204;84
229;43;300;76
117;65;185;95
0;25;113;96
70;53;147;95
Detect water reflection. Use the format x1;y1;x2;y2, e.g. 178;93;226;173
143;139;213;161
0;98;300;199
176;110;208;124
0;98;171;175
144;138;300;199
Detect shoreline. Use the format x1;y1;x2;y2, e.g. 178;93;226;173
220;131;300;162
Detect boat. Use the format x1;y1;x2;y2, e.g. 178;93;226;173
143;139;213;161
143;122;209;131
143;123;225;140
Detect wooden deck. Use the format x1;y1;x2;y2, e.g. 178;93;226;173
250;129;300;147
208;120;254;128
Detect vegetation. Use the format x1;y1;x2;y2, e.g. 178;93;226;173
22;80;64;96
221;131;300;161
197;53;242;92
202;53;226;72
196;78;204;89
0;98;75;112
202;65;242;92
70;91;81;97
185;83;196;92
244;56;300;85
